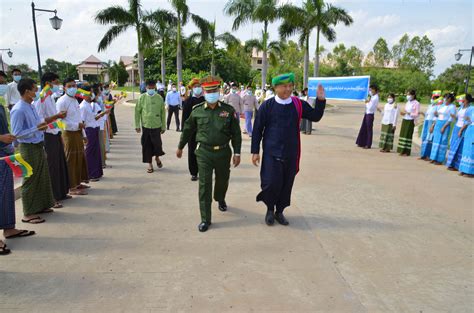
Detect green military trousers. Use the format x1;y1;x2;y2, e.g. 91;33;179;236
195;145;232;223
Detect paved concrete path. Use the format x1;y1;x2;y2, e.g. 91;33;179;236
1;101;472;312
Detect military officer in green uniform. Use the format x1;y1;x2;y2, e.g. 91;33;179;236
177;76;242;232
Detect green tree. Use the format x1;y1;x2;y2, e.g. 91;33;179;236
224;0;284;87
144;9;178;84
372;37;392;67
268;41;305;89
393;34;435;76
42;58;78;80
95;0;153;85
169;0;210;84
108;61;129;86
278;0;353;87
7;64;38;82
433;64;470;94
188;19;240;76
326;44;364;76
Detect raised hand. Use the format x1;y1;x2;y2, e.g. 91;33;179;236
316;84;326;100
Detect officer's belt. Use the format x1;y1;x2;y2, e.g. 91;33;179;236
199;142;229;151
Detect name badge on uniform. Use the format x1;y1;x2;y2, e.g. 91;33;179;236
219;111;230;118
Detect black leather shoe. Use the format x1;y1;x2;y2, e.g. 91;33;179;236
218;201;227;212
265;210;275;226
275;212;289;225
198;222;210;232
191;175;198;181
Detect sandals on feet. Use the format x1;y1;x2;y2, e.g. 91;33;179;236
22;216;45;224
147;168;154;173
40;208;55;213
0;243;11;255
5;230;36;239
53;203;63;209
70;189;87;195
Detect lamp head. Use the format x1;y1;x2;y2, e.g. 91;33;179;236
454;51;462;61
49;14;63;30
7;50;12;58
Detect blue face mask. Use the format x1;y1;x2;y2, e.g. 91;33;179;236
0;84;7;96
193;87;202;96
13;75;22;82
147;89;156;96
204;92;220;104
66;87;77;97
52;84;60;93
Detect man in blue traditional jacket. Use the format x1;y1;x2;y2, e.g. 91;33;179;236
251;73;326;226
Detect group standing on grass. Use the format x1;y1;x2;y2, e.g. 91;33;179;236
356;86;473;177
0;70;121;255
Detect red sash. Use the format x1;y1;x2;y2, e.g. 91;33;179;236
291;96;303;174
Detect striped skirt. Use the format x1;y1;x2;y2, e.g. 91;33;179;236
397;119;415;155
379;124;395;151
0;150;15;229
430;120;451;163
446;125;464;169
420;120;435;158
19;143;55;215
459;125;474;175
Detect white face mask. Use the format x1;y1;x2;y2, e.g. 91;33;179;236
406;95;412;101
172;87;177;92
387;98;394;104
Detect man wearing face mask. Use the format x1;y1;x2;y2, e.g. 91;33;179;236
33;72;70;207
181;78;205;181
11;78;60;224
242;85;258;136
165;83;182;131
224;84;243;124
135;80;166;173
56;78;90;196
251;73;326;226
177;75;242;232
5;69;22;111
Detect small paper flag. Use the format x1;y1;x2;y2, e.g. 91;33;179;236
46;119;66;130
3;153;33;177
76;88;91;99
40;85;53;103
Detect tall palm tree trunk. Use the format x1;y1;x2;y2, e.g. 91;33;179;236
261;22;268;89
313;27;320;77
161;38;166;83
137;29;145;84
303;35;309;88
176;17;183;85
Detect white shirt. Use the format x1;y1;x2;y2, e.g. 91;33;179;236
33;94;59;135
403;100;420;121
275;95;292;105
365;94;379;114
437;104;456;122
56;94;83;132
425;104;438;121
80;100;100;128
456;107;468;127
265;90;274;100
381;102;398;125
5;81;20;106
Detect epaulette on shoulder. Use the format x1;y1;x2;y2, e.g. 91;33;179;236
192;102;205;110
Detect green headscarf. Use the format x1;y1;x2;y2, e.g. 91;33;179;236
271;73;295;86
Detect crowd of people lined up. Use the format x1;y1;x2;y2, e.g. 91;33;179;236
356;85;474;177
0;68;122;255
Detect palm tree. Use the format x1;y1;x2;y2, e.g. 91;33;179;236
279;0;353;80
188;19;240;76
95;0;153;85
169;0;210;84
244;33;282;70
144;9;177;84
224;0;283;88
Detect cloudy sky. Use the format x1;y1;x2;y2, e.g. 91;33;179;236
0;0;472;76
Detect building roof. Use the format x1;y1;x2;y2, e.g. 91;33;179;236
120;56;134;66
82;55;102;64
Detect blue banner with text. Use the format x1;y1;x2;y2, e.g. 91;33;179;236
308;76;370;101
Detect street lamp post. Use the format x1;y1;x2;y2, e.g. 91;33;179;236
31;1;63;83
0;49;13;72
454;46;474;94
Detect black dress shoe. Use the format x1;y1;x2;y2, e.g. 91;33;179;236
274;212;289;225
265;210;275;226
191;175;198;181
198;222;210;232
218;201;227;212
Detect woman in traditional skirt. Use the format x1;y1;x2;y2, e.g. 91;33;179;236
430;93;457;164
378;93;398;152
0;103;35;255
459;95;474;177
419;91;442;160
446;94;470;170
356;84;379;149
397;89;420;156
